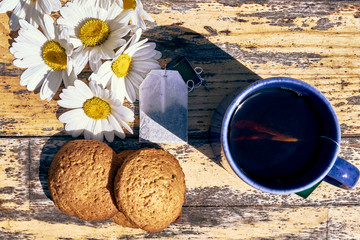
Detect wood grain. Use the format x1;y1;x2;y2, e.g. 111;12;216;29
1;0;360;239
24;137;360;208
0;139;29;213
0;136;359;238
0;1;360;137
0;206;330;239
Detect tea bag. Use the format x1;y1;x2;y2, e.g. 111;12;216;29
139;69;188;143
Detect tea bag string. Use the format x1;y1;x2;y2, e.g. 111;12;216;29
187;66;204;92
147;68;169;79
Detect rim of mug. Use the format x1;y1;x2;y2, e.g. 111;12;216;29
221;77;341;194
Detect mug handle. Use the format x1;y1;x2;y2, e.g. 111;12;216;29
296;157;359;198
324;157;360;189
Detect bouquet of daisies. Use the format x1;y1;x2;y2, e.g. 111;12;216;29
0;0;162;142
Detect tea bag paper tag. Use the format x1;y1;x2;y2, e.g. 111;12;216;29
166;56;204;92
139;70;188;143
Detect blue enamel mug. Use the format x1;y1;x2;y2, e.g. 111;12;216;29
211;77;359;196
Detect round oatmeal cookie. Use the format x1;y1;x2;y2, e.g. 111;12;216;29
110;150;139;228
47;140;118;221
114;148;186;233
110;211;138;228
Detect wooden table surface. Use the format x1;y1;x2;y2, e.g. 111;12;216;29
1;0;360;239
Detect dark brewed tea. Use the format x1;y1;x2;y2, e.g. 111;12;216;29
228;87;325;189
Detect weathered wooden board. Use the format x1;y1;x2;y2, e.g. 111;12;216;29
0;136;360;238
1;137;359;208
1;0;360;239
0;138;29;214
328;206;360;240
0;206;330;239
0;1;360;137
2;205;359;240
26;137;360;207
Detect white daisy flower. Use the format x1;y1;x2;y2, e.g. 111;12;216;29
58;80;134;142
72;0;115;9
89;28;161;103
10;14;76;101
116;0;154;30
0;0;61;31
57;2;132;73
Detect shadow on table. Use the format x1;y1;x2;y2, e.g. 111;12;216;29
39;25;261;199
144;25;262;164
38;137;66;201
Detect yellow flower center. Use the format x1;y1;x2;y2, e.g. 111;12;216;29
42;41;67;71
111;54;133;78
78;19;110;47
123;0;137;10
83;97;111;120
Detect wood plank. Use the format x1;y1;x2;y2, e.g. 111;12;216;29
0;206;328;239
328;206;360;240
0;134;357;238
0;138;29;215
0;138;31;240
0;1;359;239
28;137;360;208
0;1;359;136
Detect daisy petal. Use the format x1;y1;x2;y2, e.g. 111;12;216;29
18;19;47;44
62;110;88;137
125;38;148;54
70;38;82;49
58;98;84;108
119;119;133;134
21;65;50;91
89;60;101;73
84;119;96;140
0;0;19;13
74;80;93;99
111;75;126;102
58;5;83;27
130;29;142;46
104;130;114;143
39;14;56;40
11;42;42;59
40;71;63;101
108;114;125;139
89;61;112;85
131;43;158;60
72;48;89;74
67;125;85;138
39;0;61;14
113;110;134;134
59;86;90;105
112;105;135;123
62;69;76;88
128;70;144;85
8;2;24;31
141;10;155;22
154;50;162;60
114;9;132;25
59;108;84;123
125;79;137;103
14;51;43;66
92;120;104;141
132;60;161;73
26;3;40;28
27;70;50;92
